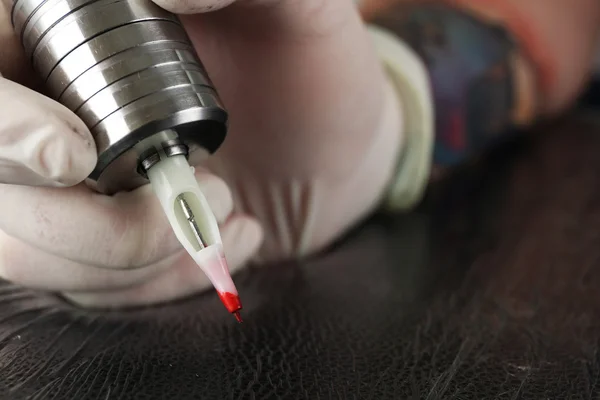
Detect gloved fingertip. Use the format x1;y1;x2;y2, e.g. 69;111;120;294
36;125;97;187
222;215;264;268
195;172;234;223
151;0;235;14
243;217;264;248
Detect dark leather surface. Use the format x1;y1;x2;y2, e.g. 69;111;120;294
581;76;600;107
1;111;600;399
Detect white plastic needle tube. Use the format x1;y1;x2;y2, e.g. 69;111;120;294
146;153;242;320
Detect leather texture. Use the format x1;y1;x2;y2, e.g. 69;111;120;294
1;109;600;399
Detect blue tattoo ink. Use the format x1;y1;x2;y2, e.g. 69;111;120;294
376;4;518;166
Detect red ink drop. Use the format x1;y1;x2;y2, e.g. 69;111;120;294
217;291;242;314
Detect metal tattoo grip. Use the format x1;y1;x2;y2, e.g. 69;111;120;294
10;0;228;194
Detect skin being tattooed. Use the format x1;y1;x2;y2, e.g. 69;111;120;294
374;3;532;166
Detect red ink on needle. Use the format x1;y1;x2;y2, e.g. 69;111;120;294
218;291;243;323
193;244;244;323
233;311;243;323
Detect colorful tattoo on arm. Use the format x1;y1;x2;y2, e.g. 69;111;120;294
374;4;524;166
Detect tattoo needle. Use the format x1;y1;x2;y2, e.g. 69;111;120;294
142;133;243;322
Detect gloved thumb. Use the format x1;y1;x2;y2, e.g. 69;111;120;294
0;76;97;187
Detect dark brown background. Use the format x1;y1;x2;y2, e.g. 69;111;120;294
0;86;598;399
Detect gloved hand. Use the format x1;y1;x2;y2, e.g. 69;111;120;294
0;0;403;308
171;0;404;261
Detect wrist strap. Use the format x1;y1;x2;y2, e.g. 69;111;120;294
367;25;434;211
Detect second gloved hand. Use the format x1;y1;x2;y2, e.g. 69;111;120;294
160;0;404;263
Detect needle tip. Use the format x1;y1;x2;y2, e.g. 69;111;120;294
233;311;243;323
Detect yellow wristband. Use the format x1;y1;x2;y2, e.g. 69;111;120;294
367;25;434;211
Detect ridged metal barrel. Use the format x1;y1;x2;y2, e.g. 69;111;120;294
10;0;228;194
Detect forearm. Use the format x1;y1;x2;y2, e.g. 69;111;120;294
364;0;600;170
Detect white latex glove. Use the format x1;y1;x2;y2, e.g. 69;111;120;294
171;0;404;262
0;0;404;308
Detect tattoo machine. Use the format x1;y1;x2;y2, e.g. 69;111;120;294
10;0;243;321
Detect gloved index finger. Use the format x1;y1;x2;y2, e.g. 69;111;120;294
0;169;235;270
0;76;97;187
